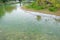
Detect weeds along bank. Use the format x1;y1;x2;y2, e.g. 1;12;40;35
23;0;60;12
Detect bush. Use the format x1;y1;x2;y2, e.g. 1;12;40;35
38;6;45;9
26;2;45;10
33;6;44;10
48;7;57;12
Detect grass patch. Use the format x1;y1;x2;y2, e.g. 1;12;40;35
26;5;45;10
24;2;58;12
48;7;57;12
25;2;45;10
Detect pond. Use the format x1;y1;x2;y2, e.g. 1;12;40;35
0;3;60;40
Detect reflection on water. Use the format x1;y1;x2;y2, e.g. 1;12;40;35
0;6;5;18
5;5;16;13
0;4;16;18
36;15;41;21
0;3;60;40
54;18;60;22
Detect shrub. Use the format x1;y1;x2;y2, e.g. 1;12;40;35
38;6;45;9
48;7;57;12
26;2;45;10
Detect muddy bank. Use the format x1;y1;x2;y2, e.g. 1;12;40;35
22;6;60;16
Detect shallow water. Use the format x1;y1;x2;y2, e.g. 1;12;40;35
0;3;60;40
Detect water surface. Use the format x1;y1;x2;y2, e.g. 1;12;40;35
0;3;60;40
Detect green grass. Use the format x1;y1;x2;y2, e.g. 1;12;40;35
26;2;45;10
26;5;45;10
48;7;57;12
25;2;58;12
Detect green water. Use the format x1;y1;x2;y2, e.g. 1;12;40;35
0;3;60;40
